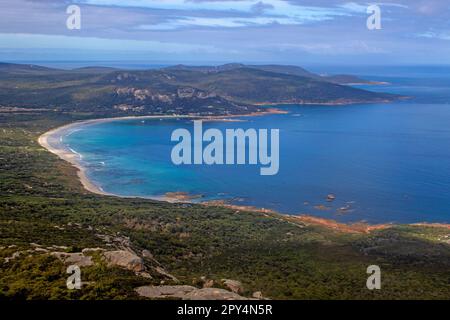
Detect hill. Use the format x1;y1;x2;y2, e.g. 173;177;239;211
0;63;447;300
0;62;399;117
0;111;449;300
164;63;377;85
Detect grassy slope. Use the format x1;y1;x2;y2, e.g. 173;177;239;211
0;112;449;300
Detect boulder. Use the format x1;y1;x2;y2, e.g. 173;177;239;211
82;247;105;254
103;250;145;272
184;288;249;300
221;279;244;294
135;285;196;299
203;279;214;288
135;286;249;300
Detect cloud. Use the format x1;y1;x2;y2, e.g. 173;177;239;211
1;0;450;64
80;0;261;13
136;16;307;30
0;33;220;54
78;0;353;30
259;40;388;55
339;2;409;13
416;31;450;40
411;0;450;15
339;2;368;13
250;1;274;15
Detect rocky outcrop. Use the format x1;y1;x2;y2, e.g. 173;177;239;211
82;247;105;254
4;251;21;263
51;252;94;267
177;87;216;99
155;266;178;282
184;288;249;300
203;279;214;288
102;250;145;272
177;87;196;98
115;87;174;104
135;285;250;300
135;285;197;299
221;279;244;294
50;246;176;280
141;249;153;260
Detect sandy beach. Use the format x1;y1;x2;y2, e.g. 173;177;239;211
38;114;201;201
38;121;113;197
37;111;450;231
37;109;287;201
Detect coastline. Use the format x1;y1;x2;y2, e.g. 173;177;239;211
37;109;287;202
38;121;115;197
254;99;396;106
38;111;450;230
38;115;200;200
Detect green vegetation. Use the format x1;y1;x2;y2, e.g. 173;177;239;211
0;63;446;300
0;63;398;119
0;109;449;300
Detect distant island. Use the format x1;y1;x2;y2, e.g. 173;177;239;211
0;62;400;118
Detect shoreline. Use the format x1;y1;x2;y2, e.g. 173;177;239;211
38;123;104;196
254;99;396;106
37;109;287;202
38;115;200;200
38;112;450;230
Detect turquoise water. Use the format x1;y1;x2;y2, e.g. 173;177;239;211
64;66;450;224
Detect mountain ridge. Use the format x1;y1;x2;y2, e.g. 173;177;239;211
0;62;400;117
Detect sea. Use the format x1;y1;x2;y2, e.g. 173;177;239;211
63;65;450;224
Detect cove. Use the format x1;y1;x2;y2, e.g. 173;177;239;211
62;67;450;224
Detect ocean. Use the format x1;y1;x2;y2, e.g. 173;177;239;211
63;66;450;224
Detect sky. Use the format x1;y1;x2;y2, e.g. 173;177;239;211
0;0;450;65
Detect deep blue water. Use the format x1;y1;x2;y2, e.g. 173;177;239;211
64;66;450;224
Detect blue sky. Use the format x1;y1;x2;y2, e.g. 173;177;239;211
0;0;450;65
